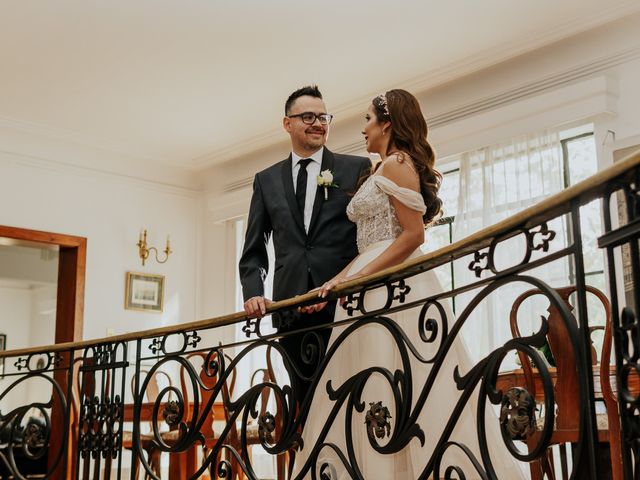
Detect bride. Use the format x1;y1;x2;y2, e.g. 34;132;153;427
292;90;527;479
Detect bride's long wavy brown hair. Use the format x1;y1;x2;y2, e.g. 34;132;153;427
373;89;443;225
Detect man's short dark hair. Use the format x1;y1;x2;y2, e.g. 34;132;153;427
285;85;323;115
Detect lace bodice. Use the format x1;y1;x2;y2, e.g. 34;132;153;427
347;171;427;253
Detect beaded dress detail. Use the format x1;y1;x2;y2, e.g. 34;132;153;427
347;164;426;253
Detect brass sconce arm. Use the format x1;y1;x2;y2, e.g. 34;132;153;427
137;229;172;266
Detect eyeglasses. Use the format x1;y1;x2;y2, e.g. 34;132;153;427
288;112;334;125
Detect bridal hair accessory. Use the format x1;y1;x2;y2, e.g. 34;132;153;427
373;94;390;118
317;169;339;200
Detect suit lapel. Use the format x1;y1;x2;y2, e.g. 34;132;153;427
281;155;306;234
308;148;335;237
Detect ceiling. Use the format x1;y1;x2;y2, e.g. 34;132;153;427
1;0;639;171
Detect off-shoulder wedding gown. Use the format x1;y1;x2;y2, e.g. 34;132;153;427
291;162;528;479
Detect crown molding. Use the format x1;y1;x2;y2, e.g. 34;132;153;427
223;177;253;194
0;148;202;199
0;114;203;194
334;46;639;155
0;115;176;166
427;47;640;129
190;127;284;169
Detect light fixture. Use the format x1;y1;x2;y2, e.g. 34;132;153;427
137;229;171;266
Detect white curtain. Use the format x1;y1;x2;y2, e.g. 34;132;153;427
451;130;571;365
232;217;282;478
233;217;282;390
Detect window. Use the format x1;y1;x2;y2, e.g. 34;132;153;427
232;217;278;479
422;166;460;307
423;127;602;313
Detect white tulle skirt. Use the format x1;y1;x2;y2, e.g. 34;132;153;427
292;240;528;479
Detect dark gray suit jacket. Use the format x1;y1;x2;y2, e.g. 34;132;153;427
239;148;370;303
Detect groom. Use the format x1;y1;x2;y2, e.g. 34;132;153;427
239;85;370;394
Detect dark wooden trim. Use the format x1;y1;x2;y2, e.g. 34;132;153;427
56;243;86;344
0;225;86;248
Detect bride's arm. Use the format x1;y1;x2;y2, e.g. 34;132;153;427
354;205;423;275
318;158;424;298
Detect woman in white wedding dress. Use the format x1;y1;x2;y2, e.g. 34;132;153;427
292;90;527;479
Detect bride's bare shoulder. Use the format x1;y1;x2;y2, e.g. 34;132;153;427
380;154;419;190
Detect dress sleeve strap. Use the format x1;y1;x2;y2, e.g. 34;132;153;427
372;175;426;214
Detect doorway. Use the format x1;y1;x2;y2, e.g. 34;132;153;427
0;225;86;348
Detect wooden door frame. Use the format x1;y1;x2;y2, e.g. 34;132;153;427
0;225;86;343
0;225;86;479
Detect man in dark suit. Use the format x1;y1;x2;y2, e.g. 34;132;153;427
239;85;370;395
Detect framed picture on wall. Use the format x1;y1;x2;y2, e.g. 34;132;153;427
0;334;6;377
125;272;165;313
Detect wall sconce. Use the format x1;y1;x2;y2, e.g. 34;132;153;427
137;229;172;266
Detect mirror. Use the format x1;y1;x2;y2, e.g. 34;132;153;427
0;242;58;352
0;240;59;413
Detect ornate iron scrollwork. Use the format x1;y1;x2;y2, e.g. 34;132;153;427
528;223;556;253
149;331;202;355
242;317;260;337
149;337;163;355
389;279;411;304
468;250;490;278
78;394;123;460
468;223;558;279
342;291;362;316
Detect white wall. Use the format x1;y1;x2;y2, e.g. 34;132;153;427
197;220;238;344
199;12;640;315
0;151;202;343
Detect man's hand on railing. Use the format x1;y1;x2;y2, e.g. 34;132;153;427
243;296;273;318
298;299;328;314
297;287;325;313
298;272;365;314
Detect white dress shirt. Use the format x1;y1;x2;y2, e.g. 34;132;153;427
291;147;323;233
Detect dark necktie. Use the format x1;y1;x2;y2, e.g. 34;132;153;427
296;158;312;216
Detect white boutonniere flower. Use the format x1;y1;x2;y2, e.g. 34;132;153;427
317;169;339;200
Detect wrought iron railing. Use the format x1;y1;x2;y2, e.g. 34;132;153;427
1;149;640;479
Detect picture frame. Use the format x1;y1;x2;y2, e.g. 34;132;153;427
125;272;165;313
0;334;6;378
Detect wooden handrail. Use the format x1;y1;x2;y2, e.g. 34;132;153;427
2;148;639;358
